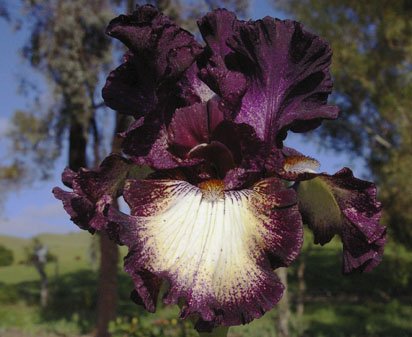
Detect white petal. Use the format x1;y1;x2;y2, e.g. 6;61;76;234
136;181;270;303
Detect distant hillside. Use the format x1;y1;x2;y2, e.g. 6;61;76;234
0;235;28;262
0;232;94;284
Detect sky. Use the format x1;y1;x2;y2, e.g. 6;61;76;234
0;0;365;238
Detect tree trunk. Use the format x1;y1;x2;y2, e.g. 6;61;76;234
95;231;119;337
296;256;306;336
95;113;130;337
40;276;49;308
276;268;290;337
297;257;305;318
94;2;134;334
34;262;48;308
69;117;87;170
296;242;312;336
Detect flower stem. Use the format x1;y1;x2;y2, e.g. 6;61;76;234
198;327;229;337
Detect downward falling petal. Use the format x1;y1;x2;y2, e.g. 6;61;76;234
109;178;303;330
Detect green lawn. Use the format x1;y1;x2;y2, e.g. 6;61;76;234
1;231;412;337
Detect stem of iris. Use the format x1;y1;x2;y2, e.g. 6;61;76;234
199;327;229;337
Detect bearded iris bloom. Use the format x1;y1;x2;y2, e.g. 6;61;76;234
53;5;386;332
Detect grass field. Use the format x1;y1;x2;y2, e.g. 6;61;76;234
0;232;92;283
1;231;412;337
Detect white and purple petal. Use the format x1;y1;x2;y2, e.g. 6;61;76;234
108;178;303;330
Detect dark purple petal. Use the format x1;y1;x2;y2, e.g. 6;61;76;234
198;9;247;112
123;120;202;170
106;5;202;79
178;63;216;105
168;102;214;156
62;167;76;188
188;141;236;179
52;188;95;232
296;168;386;273
227;18;338;146
107;178;302;330
167;102;267;185
103;5;203;118
126;100;231;175
102;52;157;118
217;122;267;190
53;155;134;232
253;178;304;268
73;155;131;200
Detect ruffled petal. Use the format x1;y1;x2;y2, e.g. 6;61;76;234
108;178;303;330
227;18;339;145
296;168;386;273
103;5;203;118
102;52;158;118
198;9;247;112
52;188;96;232
106;5;202;80
53;155;134;232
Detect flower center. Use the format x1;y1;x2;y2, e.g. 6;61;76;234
198;179;225;201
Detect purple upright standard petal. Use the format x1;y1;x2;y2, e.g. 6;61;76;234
227;18;339;146
102;4;204;150
198;9;247;113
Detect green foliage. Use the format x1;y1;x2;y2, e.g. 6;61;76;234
145;0;249;31
0;244;14;267
1;232;412;337
109;316;198;337
0;162;25;205
8;110;60;179
274;0;412;247
3;0;117;180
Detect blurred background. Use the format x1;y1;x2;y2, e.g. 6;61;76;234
0;0;411;336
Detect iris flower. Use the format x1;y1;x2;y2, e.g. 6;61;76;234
53;5;386;332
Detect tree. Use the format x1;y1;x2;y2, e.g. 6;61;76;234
4;1;250;336
24;238;57;307
273;0;412;246
0;162;25;206
18;0;115;171
0;244;14;266
14;1;119;335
